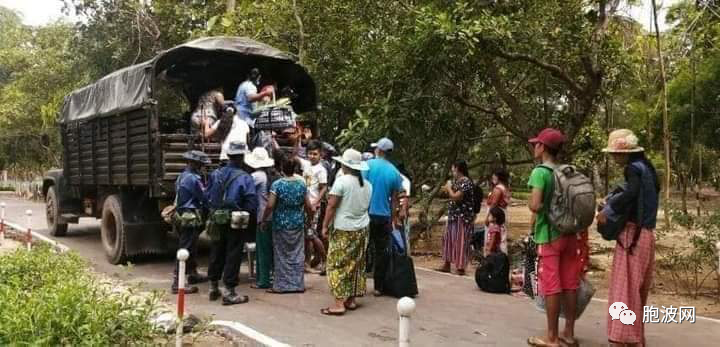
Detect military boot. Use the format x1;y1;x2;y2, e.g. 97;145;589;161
221;286;249;306
208;281;221;301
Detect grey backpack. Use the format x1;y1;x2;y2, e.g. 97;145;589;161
540;164;596;234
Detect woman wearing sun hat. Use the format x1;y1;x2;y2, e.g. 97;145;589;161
245;147;276;289
596;129;659;347
319;149;373;315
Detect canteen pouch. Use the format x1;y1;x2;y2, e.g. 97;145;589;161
210;209;231;225
177;211;202;228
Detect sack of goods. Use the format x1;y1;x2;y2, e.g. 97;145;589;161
475;252;510;294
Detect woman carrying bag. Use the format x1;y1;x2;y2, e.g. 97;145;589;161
596;129;659;347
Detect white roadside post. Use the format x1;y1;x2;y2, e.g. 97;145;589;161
25;209;32;251
397;297;416;347
0;202;5;246
176;248;189;347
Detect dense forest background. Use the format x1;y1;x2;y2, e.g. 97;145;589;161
1;0;719;199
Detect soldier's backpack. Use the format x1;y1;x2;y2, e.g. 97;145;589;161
539;164;596;234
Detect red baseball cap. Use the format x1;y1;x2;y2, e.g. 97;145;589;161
528;128;566;150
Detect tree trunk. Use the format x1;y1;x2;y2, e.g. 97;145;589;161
226;0;236;13
651;0;672;229
292;0;306;64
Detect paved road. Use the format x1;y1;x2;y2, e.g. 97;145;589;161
1;195;718;346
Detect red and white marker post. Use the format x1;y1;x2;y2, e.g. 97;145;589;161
25;209;32;251
0;202;5;246
176;248;189;347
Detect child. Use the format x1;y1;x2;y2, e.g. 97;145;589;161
303;140;328;273
484;206;506;257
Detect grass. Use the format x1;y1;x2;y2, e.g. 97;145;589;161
0;245;161;346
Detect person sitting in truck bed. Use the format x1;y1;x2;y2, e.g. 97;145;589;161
191;88;225;134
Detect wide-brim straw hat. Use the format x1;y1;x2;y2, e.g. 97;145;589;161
244;147;275;169
602;129;645;153
333;149;369;171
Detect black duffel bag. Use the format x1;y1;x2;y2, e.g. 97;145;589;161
475;251;510;294
383;231;418;298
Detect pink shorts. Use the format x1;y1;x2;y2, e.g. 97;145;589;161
538;234;581;296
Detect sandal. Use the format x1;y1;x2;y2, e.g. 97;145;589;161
559;337;579;347
527;336;561;347
320;307;346;316
457;269;466;276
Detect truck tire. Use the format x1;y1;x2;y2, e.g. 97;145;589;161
101;195;128;264
46;187;68;236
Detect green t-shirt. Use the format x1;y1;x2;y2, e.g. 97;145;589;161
527;165;561;244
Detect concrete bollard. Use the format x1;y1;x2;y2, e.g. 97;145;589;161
25;210;32;251
176;248;189;347
397;297;416;347
0;202;5;246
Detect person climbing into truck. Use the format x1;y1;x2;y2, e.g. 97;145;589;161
171;150;212;294
235;68;272;126
205;141;258;305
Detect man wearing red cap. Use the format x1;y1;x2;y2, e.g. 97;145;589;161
527;128;582;347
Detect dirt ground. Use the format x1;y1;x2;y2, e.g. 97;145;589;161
410;191;720;318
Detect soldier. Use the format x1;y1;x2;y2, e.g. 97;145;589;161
172;150;211;294
205;141;258;305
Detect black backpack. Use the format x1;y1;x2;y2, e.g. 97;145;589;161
472;181;484;215
475;252;510;294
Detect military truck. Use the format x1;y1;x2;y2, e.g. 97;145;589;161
42;37;316;264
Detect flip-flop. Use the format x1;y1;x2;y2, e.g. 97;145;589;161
527;336;561;347
320;307;346;316
559;337;579;347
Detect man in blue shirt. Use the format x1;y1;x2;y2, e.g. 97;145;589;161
363;137;405;296
205;141;258;305
234;68;273;128
172;150;211;294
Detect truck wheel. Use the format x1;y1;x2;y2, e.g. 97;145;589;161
46;187;68;236
101;195;127;264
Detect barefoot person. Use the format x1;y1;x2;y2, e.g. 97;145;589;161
526;128;582;347
320;149;372;316
597;129;659;347
439;160;476;276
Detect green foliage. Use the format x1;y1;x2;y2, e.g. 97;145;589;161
658;204;720;299
0;246;161;345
